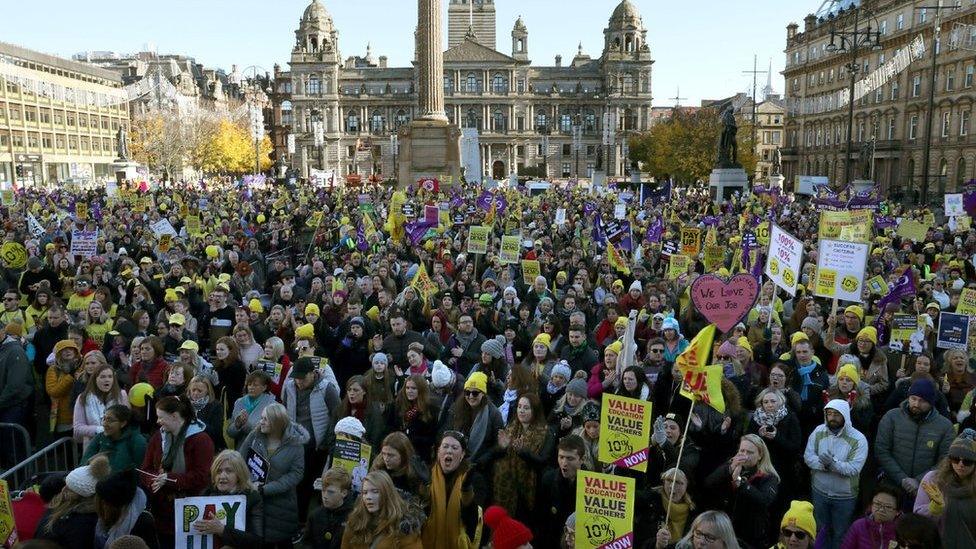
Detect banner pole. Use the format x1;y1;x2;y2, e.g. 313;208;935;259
664;398;696;528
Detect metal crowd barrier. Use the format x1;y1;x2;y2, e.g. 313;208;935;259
0;436;79;491
0;422;31;472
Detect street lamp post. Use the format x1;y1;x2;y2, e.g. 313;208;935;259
390;131;399;180
917;1;958;205
826;7;881;186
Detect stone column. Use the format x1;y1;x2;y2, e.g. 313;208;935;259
416;0;448;122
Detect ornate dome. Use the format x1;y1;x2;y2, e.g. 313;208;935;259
302;0;329;22
513;16;527;32
609;0;643;29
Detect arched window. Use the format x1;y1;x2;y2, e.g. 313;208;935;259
347;113;359;132
560;114;573;133
625;35;634;52
517;39;524;52
307;77;321;95
281;101;293;126
395;109;409;128
493;110;506;132
939;157;948;177
370;113;384;133
465;108;479;129
958;157;968;188
535;112;548;130
492;74;506;94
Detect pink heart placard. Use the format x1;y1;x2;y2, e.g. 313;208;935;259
690;274;760;333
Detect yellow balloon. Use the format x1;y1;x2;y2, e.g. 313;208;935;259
129;383;155;407
205;245;219;259
256;214;266;224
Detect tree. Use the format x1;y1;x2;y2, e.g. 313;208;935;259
196;119;273;175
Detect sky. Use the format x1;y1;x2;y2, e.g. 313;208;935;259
2;0;818;106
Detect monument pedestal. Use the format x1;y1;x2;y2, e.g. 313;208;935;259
111;160;141;184
768;173;785;191
397;120;461;188
709;167;749;203
850;179;875;193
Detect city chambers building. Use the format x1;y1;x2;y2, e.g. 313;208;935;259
272;0;654;181
781;0;976;201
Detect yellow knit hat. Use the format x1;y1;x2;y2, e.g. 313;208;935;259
736;336;753;355
614;317;629;329
533;333;551;350
856;326;878;346
248;298;264;314
305;303;320;316
781;500;817;539
790;331;810;346
837;363;861;386
464;371;488;394
295;323;315;340
844;305;864;321
605;340;623;356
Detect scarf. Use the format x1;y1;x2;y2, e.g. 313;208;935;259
94;487;147;549
242;394;262;415
753;405;788;427
455;328;480;351
410;360;429;377
467;405;492;457
797;363;817;400
190;395;209;414
492;424;547;511
422;465;473;549
661;492;690;541
84;393;115;430
498;389;519;423
161;422;190;473
546;381;564;394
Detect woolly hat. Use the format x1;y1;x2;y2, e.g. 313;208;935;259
54;339;80;357
662;317;680;334
836;364;861;386
790;331;810;346
837;354;861;371
371;352;389;367
431;360;453;389
3;321;24;338
485;506;533;549
629;280;642;293
736;336;753;355
164;288;179;303
96;469;138;507
533;333;552;350
909;378;937;405
949;430;976;462
612;279;624;289
481;335;507;360
717;339;737;358
580;401;601;424
844;305;864;321
855;326;878;346
248;298;264;314
464;372;488;394
305;303;320;316
549;361;572;381
800;316;823;333
334;417;366;439
65;455;111;497
295;323;315;340
566;377;588;398
781;500;817;539
349;316;366;329
614;316;629;329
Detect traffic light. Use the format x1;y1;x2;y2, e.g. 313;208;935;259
15;165;23;178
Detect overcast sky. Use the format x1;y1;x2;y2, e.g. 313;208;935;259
3;0;818;105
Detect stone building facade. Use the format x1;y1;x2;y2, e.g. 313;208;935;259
275;0;653;181
781;0;976;199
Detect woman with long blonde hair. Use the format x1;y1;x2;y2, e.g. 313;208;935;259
341;470;423;548
704;434;779;548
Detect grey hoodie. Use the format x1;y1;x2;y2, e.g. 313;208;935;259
803;399;868;498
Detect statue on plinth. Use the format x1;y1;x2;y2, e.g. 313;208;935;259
716;107;741;169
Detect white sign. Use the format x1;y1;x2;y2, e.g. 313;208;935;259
555;208;567;226
796;176;829;196
460;128;482;186
174;495;247;549
150;218;178;237
614;203;627;220
814;238;870;302
764;224;804;296
69;229;99;258
945;193;965;217
27;213;45;237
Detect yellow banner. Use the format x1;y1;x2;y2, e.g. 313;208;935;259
679;364;726;413
158;234;173;253
499;235;520;264
306;211;324;229
668;254;690;280
703;246;724;272
818;210;872;242
958;288;976;315
185;215;202;236
75;202;88;220
815;267;837;297
680;228;701;256
410;263;438;301
598;394;652;472
521;259;541;285
467;225;489;254
0;479;17;548
575;471;635;549
607;243;631;276
896;219;930;242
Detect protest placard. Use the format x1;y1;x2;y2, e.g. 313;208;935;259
521;259;541;285
891;314;920;342
0;190;14;207
680;228;701;256
598;394;652;472
254;360;284;386
499;234;520;264
814;239;869;302
75;202;88;221
945;193;965;217
689;274;760;333
555;208;567;225
467;226;489;254
173;495;247;549
756;221;771;246
818;210;872;242
0;243;27;270
614;203;626;220
866;275;889;297
575;471;635;549
764;224;803;296
158;234;173;253
410;264;438;301
151;218;178;237
69;229;99;258
896;219;929;242
957;288;976;315
331;436;372;492
667;254;690;280
244;449;270;484
185;215;202;236
0;480;17;549
703;246;725;272
937;312;971;351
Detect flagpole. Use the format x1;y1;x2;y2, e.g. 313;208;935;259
664;398;696;527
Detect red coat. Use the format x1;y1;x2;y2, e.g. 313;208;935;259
129;357;168;389
139;423;215;534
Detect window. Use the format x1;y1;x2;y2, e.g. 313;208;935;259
942;112;951;137
68;136;78;150
307;77;320;95
909;115;919;139
40;109;50;124
443;76;452;92
946;67;955;91
66;113;75;126
888;117;896;139
537;143;545;155
857;122;865;142
562;144;571;156
492;74;506;94
561;162;571;177
891;80;900;100
560;114;572;133
370;113;384;133
912;75;922;97
347;145;356;157
966;65;974;87
24;108;36;123
395;110;409;128
517;79;525;93
280;101;293;126
961;110;970;136
27;133;38;148
492;110;506;132
465;73;477;93
347;113;359;132
78;114;87;127
535;113;548;130
897;13;904;30
880;20;888;35
9;107;20;120
875;87;883;102
919;8;927;24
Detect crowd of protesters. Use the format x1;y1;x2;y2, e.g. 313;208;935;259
0;175;974;549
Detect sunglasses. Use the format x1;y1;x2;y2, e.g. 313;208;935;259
464;390;483;397
781;529;809;540
950;456;976;467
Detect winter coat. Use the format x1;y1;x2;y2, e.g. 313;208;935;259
226;392;276;445
201;488;264;549
282;370;340;448
46;364;77;431
559;343;599;377
81;426;147;473
0;336;33;411
129;357;168;389
386;401;440;462
913;469;976;549
825;339;890;396
803;399;869;499
536;469;578;549
840;513;899;549
35;508;98;549
303;493;354;549
72;391;129;450
238;422;308;542
704;461;779;547
875;401;954;484
195;400;227;451
139;420;216;534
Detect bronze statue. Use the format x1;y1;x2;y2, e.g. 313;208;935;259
716;107;740;169
772;148;782;176
116;125;129;161
858;140;874;180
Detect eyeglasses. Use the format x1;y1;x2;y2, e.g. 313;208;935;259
715;355;732;361
871;500;897;512
781;529;808;540
464;390;482;397
693;530;719;543
950;456;976;467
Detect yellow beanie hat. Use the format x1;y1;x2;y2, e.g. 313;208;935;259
164;288;179;303
464;371;488;394
844;305;864;321
614;317;629;329
856;326;878;346
295;323;315;340
781;500;817;539
837;363;861;386
605;340;623;356
791;331;810;346
205;245;220;259
533;333;551;350
248;298;264;314
305;303;320;316
737;336;753;355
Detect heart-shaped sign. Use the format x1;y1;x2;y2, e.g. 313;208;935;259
690;274;760;333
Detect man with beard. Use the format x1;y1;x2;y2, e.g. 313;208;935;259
439;313;485;377
876;378;953;502
536;435;586;549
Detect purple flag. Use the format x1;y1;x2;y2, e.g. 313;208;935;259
592;213;605;246
476;191;507;214
405;220;435;246
875;271;917;313
702;216;720;227
583;202;597;217
645;217;663;243
875;215;897;228
356;222;368;251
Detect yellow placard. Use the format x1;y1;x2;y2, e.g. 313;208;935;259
330;436;372;492
0;190;15;206
818;210;873;243
956;216;972;232
815;267;837;297
575;471;635;549
185;215;201;236
756;221;771;246
703;246;725;272
0;242;27;270
0;479;18;548
679;363;727;413
598;393;652;472
521;259;541;285
499;234;520;264
158;234;172;253
922;211;936;226
306;211;324;228
896;219;930;242
839;223;869;242
668;254;690;280
891;314;922;341
866;275;889;296
410;263;438;302
958;288;976;316
75;202;88;220
467;225;489;254
680;227;701;256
